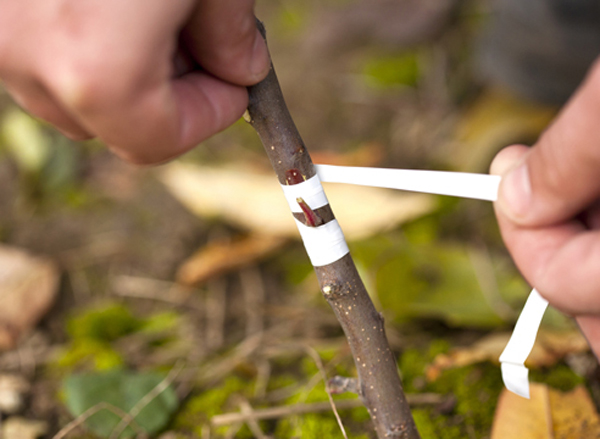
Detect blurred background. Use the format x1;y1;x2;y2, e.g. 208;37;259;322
0;0;598;438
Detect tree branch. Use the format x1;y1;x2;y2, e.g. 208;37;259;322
246;20;420;439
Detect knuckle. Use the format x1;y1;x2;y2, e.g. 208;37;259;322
51;58;128;113
213;15;256;62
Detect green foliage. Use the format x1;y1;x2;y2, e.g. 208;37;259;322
67;304;143;342
0;107;87;206
56;303;183;374
349;217;529;328
57;339;124;371
63;369;179;438
140;311;180;334
362;52;421;88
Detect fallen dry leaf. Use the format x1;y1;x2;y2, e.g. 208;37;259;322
448;89;556;173
491;384;600;439
159;162;435;241
2;416;47;439
176;234;286;286
310;142;385;167
426;329;589;381
0;245;60;350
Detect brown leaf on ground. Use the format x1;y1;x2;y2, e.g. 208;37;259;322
491;384;600;439
160;163;435;241
426;330;589;381
0;246;59;351
2;416;47;439
447;89;557;173
310;142;385;167
176;234;286;287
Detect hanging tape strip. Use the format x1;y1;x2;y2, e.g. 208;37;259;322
499;289;549;398
316;164;502;201
280;175;349;267
313;163;549;398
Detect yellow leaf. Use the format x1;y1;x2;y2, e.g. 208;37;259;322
1;109;51;173
491;384;600;439
427;329;588;381
448;89;556;172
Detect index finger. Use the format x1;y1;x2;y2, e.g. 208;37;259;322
183;0;269;86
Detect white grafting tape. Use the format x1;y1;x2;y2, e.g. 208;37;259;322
294;218;349;267
314;163;551;398
279;174;349;266
316;164;502;201
280;174;329;213
499;289;549;398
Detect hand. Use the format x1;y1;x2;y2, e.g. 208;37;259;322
0;0;269;164
491;58;600;357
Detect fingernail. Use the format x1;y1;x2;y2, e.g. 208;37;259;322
500;162;532;219
250;29;270;79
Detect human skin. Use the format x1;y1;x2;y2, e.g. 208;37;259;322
0;0;270;164
491;58;600;358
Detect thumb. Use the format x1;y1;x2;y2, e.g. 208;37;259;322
492;59;600;227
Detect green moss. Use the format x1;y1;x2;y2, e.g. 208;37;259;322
275;413;369;439
412;409;462;439
140;311;180;334
530;363;585;391
172;376;251;436
67;304;143;342
400;340;450;393
57;340;123;371
362;52;421;88
266;374;297;393
399;341;503;438
431;363;503;434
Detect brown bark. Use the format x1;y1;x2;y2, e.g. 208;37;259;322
246;21;420;439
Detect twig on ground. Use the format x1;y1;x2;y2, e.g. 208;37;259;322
304;345;348;439
239;267;266;337
111;275;198;308
205;278;227;351
109;361;185;439
53;402;146;439
211;393;443;427
254;358;271;399
238;398;269;439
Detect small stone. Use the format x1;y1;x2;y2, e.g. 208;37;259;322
0;375;30;414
